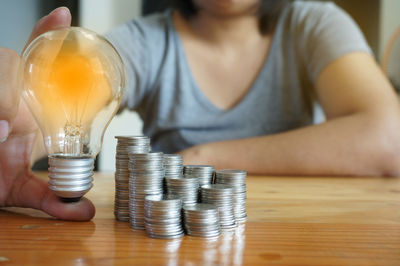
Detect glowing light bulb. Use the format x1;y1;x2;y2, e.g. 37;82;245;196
22;27;125;202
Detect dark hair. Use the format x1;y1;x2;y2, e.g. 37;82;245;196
173;0;290;35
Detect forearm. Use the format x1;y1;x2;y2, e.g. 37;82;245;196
181;112;400;176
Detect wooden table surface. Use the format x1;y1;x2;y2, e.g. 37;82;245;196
1;172;400;265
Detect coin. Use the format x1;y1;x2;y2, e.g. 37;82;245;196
164;154;183;178
165;177;199;206
183;165;214;186
114;136;248;238
129;152;164;229
182;203;221;238
144;194;184;239
114;136;151;222
214;169;247;223
200;184;237;229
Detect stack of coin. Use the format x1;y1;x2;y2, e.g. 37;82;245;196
165;177;199;206
164;154;183;178
214;169;247;223
114;136;150;222
183;165;214;186
144;194;184;239
182;203;221;238
129;152;164;229
200;184;236;229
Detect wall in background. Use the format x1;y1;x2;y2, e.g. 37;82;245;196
0;0;40;53
0;0;79;54
379;0;400;57
80;0;140;34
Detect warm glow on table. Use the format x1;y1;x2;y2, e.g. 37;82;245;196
0;172;399;265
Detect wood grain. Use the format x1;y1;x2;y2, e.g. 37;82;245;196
0;173;399;265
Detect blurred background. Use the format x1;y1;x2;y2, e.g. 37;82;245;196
1;0;399;171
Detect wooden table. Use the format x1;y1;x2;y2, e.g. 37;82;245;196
1;173;400;265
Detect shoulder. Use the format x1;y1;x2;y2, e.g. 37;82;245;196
106;11;172;46
105;11;174;75
282;1;361;39
288;0;345;23
279;1;371;82
276;1;360;47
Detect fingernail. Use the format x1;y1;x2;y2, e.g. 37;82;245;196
0;120;9;143
49;7;70;16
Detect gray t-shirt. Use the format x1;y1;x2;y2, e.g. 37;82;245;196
106;1;371;153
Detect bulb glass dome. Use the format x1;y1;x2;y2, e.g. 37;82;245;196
22;26;125;157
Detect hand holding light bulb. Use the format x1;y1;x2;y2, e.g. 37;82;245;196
23;22;125;201
0;8;101;220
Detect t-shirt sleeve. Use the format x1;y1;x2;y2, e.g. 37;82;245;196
105;20;150;111
293;2;372;83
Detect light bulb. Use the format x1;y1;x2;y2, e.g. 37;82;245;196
22;27;125;202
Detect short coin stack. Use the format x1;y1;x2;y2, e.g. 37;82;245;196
183;203;221;238
144;194;184;239
164;154;183;178
200;184;236;229
183;165;214;186
129;152;164;229
165;177;199;206
215;170;247;223
114;136;150;222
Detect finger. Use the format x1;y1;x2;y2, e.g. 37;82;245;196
12;172;95;221
0;48;22;142
41;192;96;221
0;7;71;143
24;7;71;51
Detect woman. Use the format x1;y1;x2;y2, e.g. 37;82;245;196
0;1;399;220
107;0;400;174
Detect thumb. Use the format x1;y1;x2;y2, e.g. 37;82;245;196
13;172;96;221
24;7;71;51
0;8;71;143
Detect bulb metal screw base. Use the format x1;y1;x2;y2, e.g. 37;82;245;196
48;155;94;202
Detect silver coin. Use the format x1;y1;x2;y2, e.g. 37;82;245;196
145;232;184;239
213;170;247;223
115;136;151;224
199;185;237;229
182;203;222;237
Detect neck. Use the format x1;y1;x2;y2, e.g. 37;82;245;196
177;11;265;47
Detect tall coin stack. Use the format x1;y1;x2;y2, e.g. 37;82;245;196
215;169;247;223
183;203;221;238
200;184;237;229
165;177;199;206
164;154;183;178
144;194;184;239
129;152;164;229
183;165;214;186
114;136;150;222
